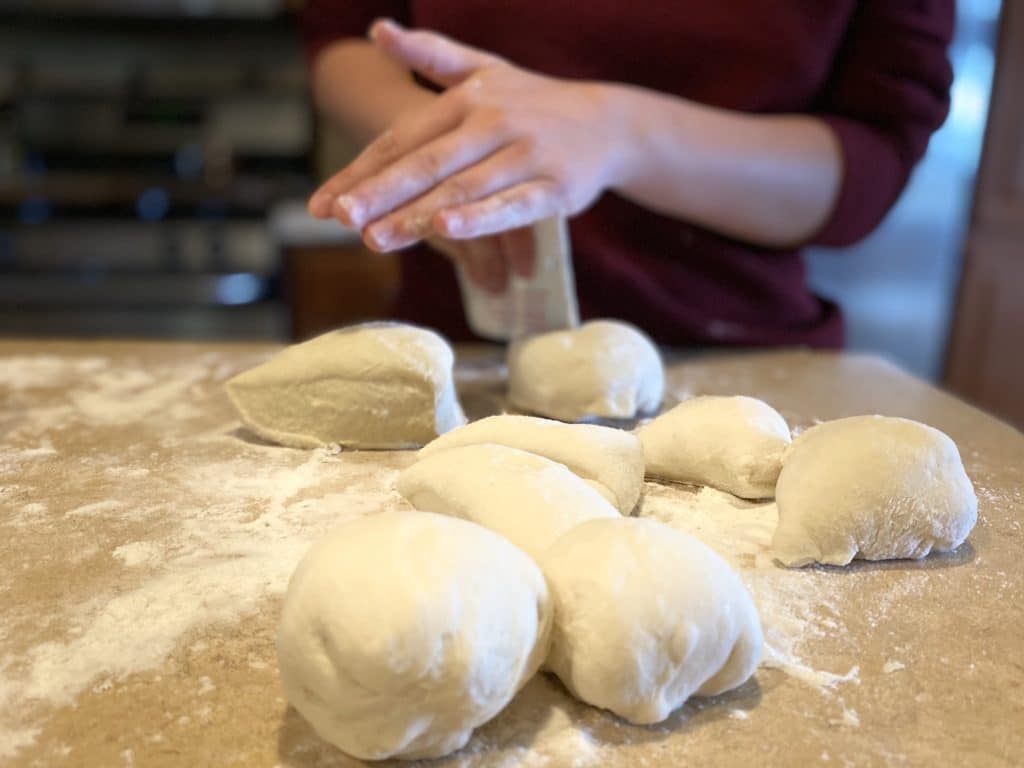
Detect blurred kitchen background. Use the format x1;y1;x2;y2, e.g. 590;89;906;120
0;1;1019;421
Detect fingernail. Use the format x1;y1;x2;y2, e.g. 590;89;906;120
369;17;399;40
442;213;463;235
335;195;363;227
309;192;332;217
367;224;393;251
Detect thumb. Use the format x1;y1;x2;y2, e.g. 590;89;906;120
369;19;503;87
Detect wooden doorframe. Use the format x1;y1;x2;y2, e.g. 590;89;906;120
945;1;1024;429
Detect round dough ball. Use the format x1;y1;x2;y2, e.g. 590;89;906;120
277;511;552;761
508;320;664;422
418;414;645;514
640;395;791;499
773;415;978;567
397;443;619;561
226;322;465;449
540;517;763;725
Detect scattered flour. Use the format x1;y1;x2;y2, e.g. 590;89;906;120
0;356;108;390
65;500;124;518
2;350;1007;764
1;351;399;757
7;452;392;715
830;708;860;728
70;369;206;425
640;484;861;690
104;467;151;479
112;541;162;568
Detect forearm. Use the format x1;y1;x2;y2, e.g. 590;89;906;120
602;84;842;248
311;40;434;145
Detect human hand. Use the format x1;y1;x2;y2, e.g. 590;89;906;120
425;228;535;295
307;19;621;258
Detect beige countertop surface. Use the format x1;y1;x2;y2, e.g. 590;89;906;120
1;340;1022;767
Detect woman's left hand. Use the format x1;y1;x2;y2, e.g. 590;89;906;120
308;19;622;255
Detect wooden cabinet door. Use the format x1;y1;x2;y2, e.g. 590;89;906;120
945;2;1024;429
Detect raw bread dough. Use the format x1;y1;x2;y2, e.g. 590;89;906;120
397;443;620;560
277;510;552;761
773;415;978;567
639;395;791;499
507;320;664;422
540;517;763;724
225;323;465;449
418;414;645;514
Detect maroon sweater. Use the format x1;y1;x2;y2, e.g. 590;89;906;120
301;1;953;347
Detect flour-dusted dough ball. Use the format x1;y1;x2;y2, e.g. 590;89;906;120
225;322;465;449
773;415;978;567
418;414;645;514
397;443;619;560
508;320;664;422
277;511;552;761
540;517;763;724
640;395;791;499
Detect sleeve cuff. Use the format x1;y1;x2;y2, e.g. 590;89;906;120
811;115;911;247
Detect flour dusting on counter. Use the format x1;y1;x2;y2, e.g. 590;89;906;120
2;346;1016;767
640;485;861;690
0;350;412;756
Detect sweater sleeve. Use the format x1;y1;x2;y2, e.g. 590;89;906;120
811;0;954;247
299;0;412;66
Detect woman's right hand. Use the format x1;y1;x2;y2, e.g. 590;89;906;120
305;38;536;293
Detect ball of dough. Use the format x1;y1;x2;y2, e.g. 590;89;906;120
418;414;645;514
277;511;552;761
508;320;664;422
540;517;763;724
226;322;465;449
397;443;619;560
639;395;791;499
773;415;978;567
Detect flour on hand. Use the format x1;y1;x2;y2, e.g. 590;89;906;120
507;320;664;422
276;511;552;761
225;323;465;449
773;415;978;567
639;395;791;499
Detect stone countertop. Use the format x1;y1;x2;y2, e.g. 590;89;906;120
1;340;1021;767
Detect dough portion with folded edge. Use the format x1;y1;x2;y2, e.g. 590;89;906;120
540;517;763;725
773;415;978;567
397;443;620;560
508;320;664;422
640;395;791;499
277;511;552;761
225;322;465;449
418;414;645;514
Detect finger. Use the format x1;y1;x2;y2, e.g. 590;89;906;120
465;236;507;295
435;181;566;240
424;236;463;263
364;144;531;252
454;238;490;291
370;19;502;87
344;123;509;239
309;96;462;225
497;227;536;279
